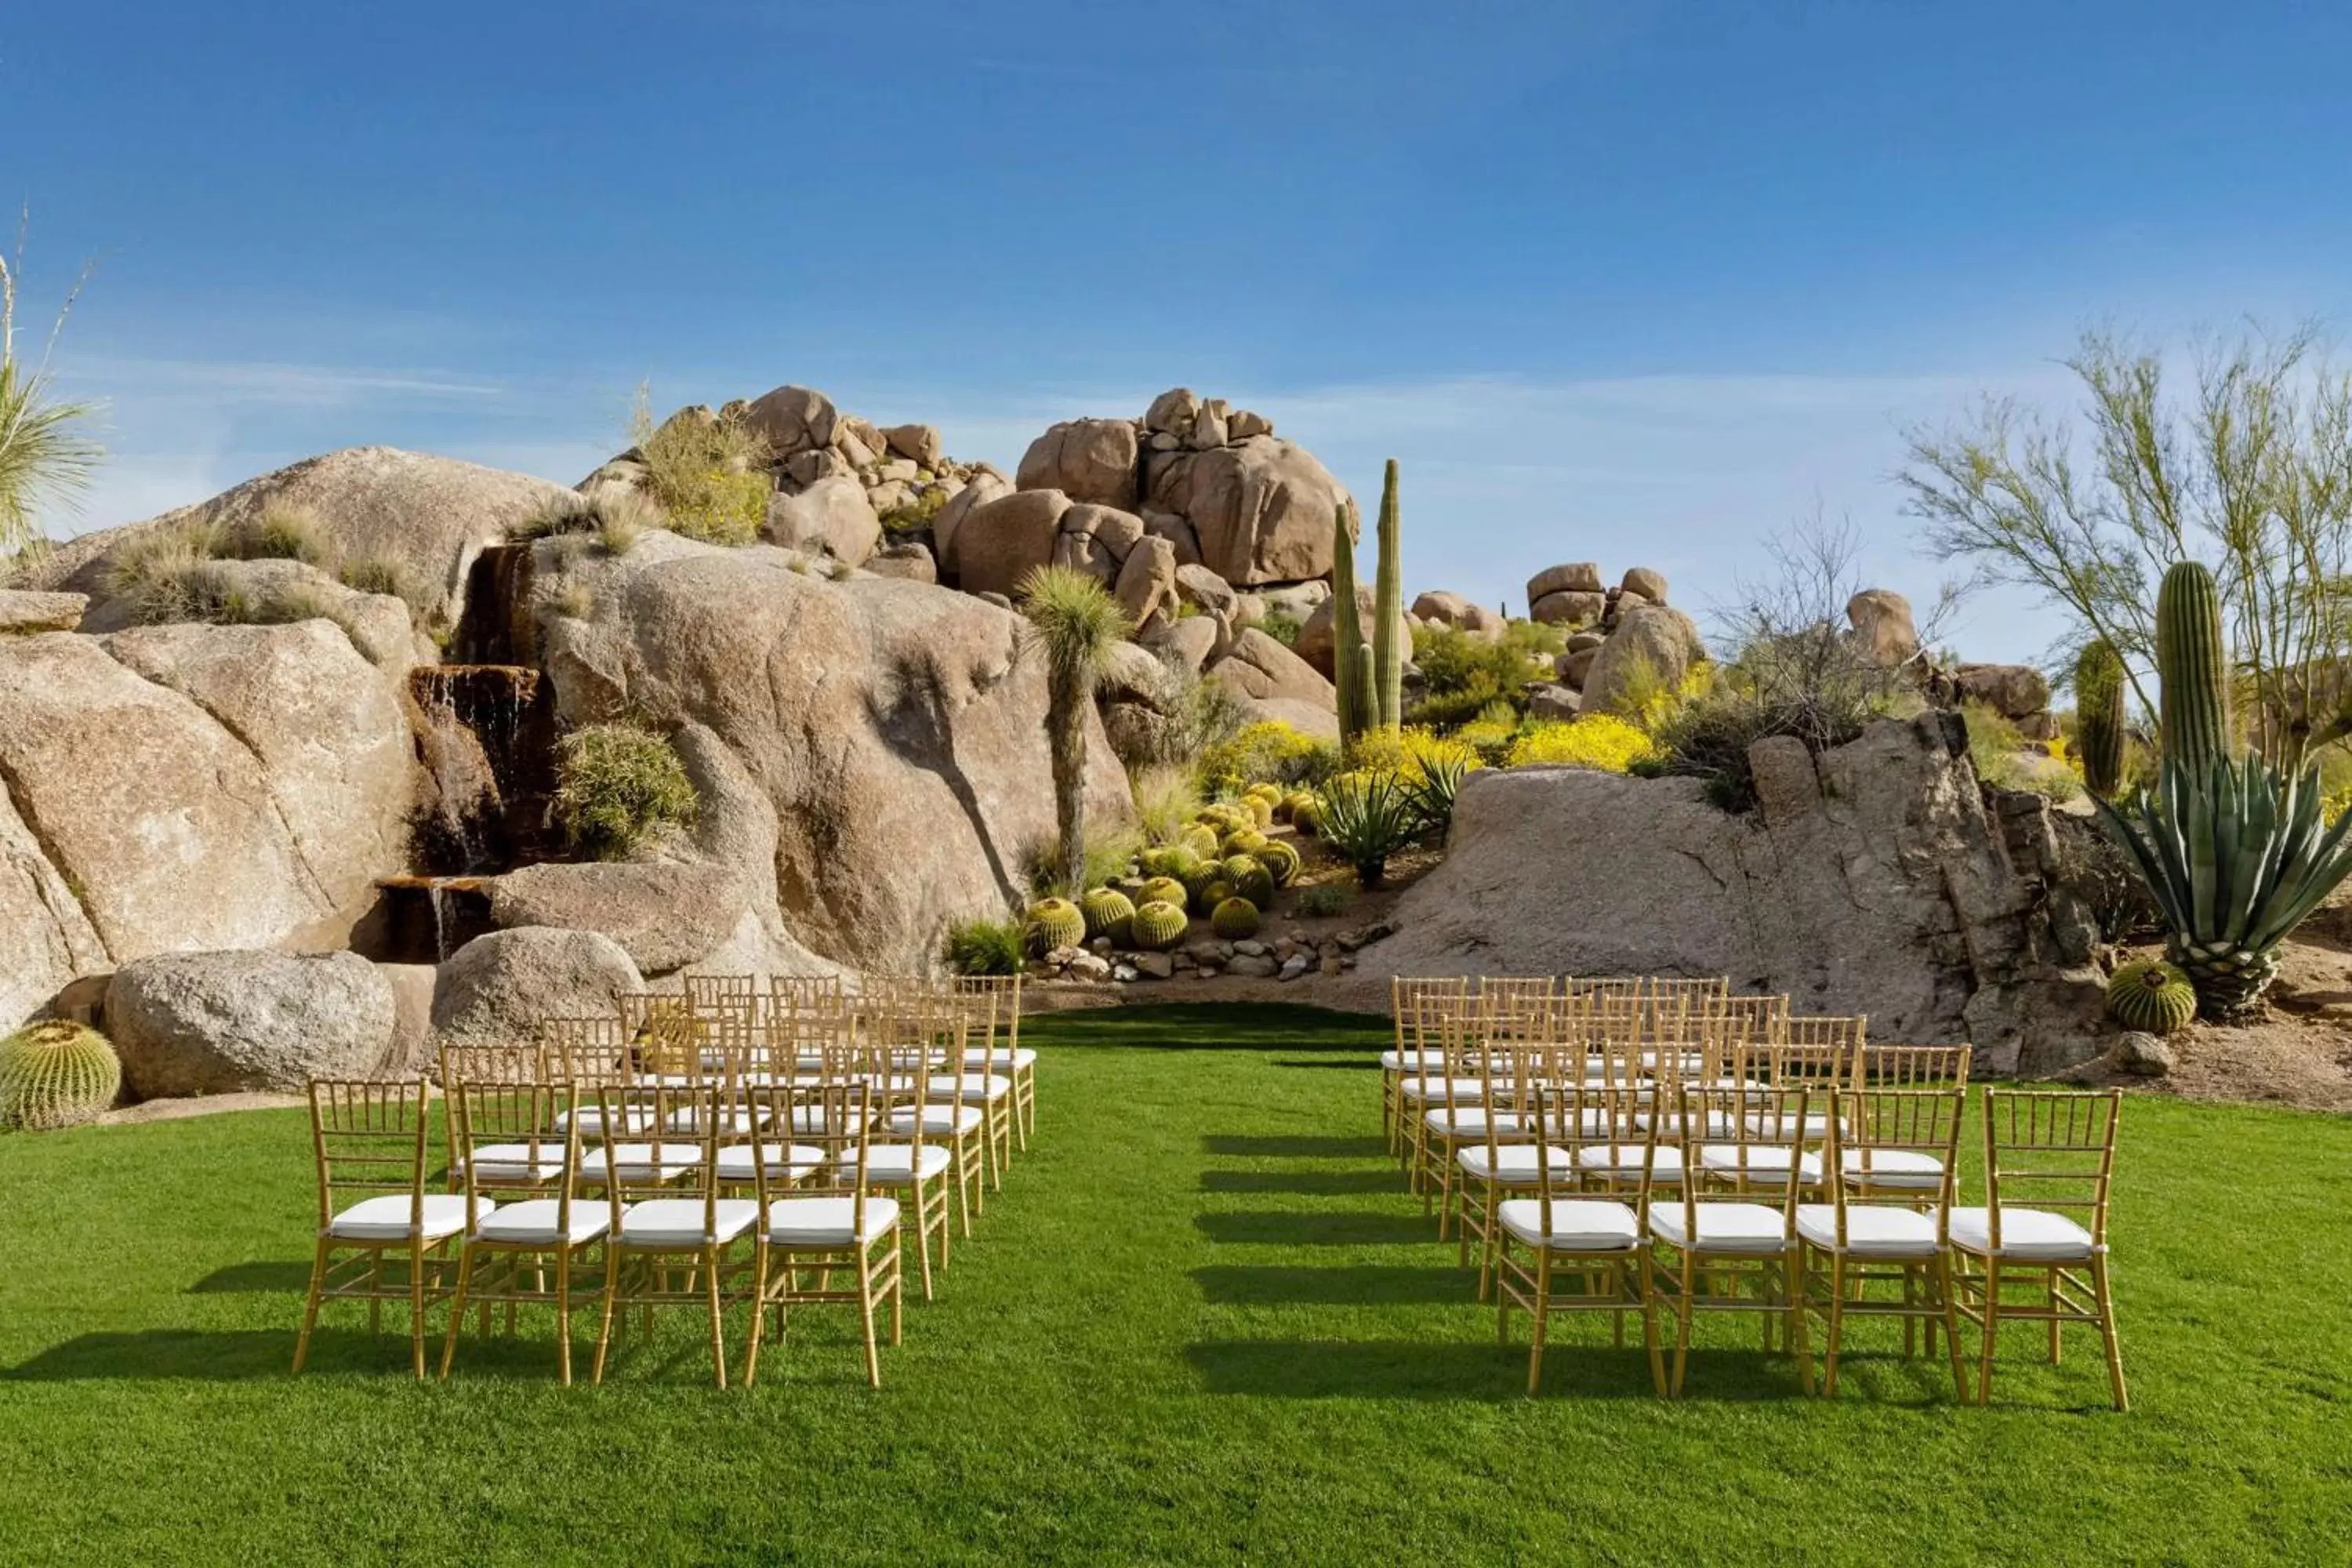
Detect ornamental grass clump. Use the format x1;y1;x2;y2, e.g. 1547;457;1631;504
550;724;698;860
943;916;1025;976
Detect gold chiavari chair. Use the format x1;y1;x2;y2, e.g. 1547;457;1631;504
1494;1082;1662;1397
1719;993;1791;1047
439;1079;607;1384
1456;1038;1579;1295
1646;976;1730;1054
540;1016;637;1139
946;975;1033;1147
1477;975;1559;1007
1412;998;1494;1220
684;972;760;1011
1796;1087;1970;1399
1785;1014;1867;1054
1857;1043;1973;1089
435;1040;544;1184
1386;977;1472;1156
880;987;988;1236
295;1078;484;1378
743;1080;903;1388
589;1083;758;1388
1952;1088;2127;1411
1646;1083;1815;1398
848;1000;955;1301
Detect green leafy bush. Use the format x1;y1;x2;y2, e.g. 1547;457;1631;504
1258;611;1302;648
1197;720;1341;797
1404;624;1557;731
550;724;699;860
1506;716;1657;772
630;392;775;546
879;487;948;535
943;916;1025;976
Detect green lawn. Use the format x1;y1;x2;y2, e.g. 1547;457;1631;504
1;1003;2347;1565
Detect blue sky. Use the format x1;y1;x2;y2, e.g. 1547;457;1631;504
9;1;2350;662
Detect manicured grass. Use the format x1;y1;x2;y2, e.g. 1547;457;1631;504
1;1002;2347;1564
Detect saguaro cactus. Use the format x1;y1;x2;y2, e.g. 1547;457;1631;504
2074;639;2127;798
2156;560;2230;775
1371;459;1403;729
1332;503;1367;747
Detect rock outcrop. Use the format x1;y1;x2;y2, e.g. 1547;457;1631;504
107;949;398;1096
1363;715;2105;1075
432;927;643;1043
531;532;1130;971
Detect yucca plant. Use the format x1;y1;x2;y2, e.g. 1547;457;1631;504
0;216;103;553
1018;564;1133;897
1316;770;1422;887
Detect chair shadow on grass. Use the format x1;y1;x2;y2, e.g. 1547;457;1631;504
5;1327;402;1381
1199;1168;1396;1196
1201;1134;1385;1160
1182;1338;1797;1402
188;1260;314;1294
1196;1211;1429;1246
1193;1264;1471;1305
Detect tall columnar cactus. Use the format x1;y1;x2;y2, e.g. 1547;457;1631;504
2156;560;2231;775
1331;503;1366;746
1371;459;1403;730
2074;640;2127;798
0;1021;121;1132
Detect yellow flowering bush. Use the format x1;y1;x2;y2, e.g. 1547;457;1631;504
1505;715;1659;773
1197;720;1338;797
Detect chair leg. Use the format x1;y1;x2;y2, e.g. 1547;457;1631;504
1823;1253;1846;1398
705;1247;728;1390
1934;1252;1969;1403
858;1244;883;1389
742;1243;770;1389
2092;1254;2129;1412
1784;1250;1813;1395
409;1246;429;1381
2048;1268;2063;1364
556;1249;575;1388
909;1191;935;1302
592;1250;623;1385
293;1237;330;1374
440;1245;477;1381
1976;1259;2002;1406
1526;1250;1551;1396
1671;1252;1695;1398
1639;1258;1668;1397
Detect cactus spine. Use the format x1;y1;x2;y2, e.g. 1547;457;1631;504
1331;503;1365;746
2156;561;2231;775
2074;640;2127;798
1371;459;1403;729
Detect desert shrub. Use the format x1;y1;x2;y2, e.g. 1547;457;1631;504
1454;715;1519;764
1294;884;1352;919
1107;655;1251;775
1258;610;1302;648
1131;765;1204;846
514;488;656;556
104;523;225;622
240;503;332;565
630;390;774;546
942;915;1025;976
1600;655;1712;731
1506;715;1657;772
1197;720;1340;797
879;487;948;535
340;552;437;618
1406;624;1547;730
1962;702;2081;802
550;724;698;860
1021;825;1140;900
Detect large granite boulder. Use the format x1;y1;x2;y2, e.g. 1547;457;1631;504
1581;605;1704;716
485;862;747;976
931;471;1012;575
1847;589;1920;666
1143;436;1355;586
108;949;397;1097
433;927;643;1044
742;384;838;456
1017;419;1141;510
31;447;573;629
1207;628;1338;710
1365;716;2105;1074
0;623;414;1026
764;475;880;565
1954;662;2052;720
0;590;86;633
946;488;1071;600
529;534;1130;971
1294;586;1417;680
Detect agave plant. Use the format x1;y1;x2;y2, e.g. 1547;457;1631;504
1316;770;1423;887
2095;755;2352;1017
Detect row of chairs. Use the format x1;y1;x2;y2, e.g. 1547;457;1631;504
292;975;1027;1388
1382;977;2129;1409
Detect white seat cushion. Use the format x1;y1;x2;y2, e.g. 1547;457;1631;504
852;1144;953;1183
1497;1197;1642;1251
961;1047;1036;1069
1380;1050;1448;1073
930;1073;1012;1102
561;1106;655;1137
1828;1149;1945;1191
1422;1108;1526;1138
1795;1204;1942;1258
1574;1144;1682;1180
1697;1144;1812;1183
1649;1200;1793;1254
1399;1076;1486;1103
1632;1109;1741;1138
781;1105;872;1136
713;1142;827;1184
615;1198;759;1248
456;1142;568;1184
1949;1207;2100;1261
1744;1112;1837;1140
1457;1143;1574;1182
328;1193;490;1242
764;1195;901;1247
475;1200;611;1247
884;1104;985;1137
663;1106;768;1136
578;1142;706;1185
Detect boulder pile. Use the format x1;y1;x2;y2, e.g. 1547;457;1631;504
1508;562;1704;720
